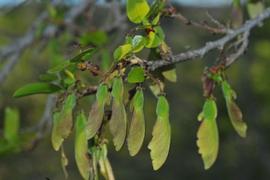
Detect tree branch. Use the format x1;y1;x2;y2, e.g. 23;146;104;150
0;0;95;84
147;7;270;71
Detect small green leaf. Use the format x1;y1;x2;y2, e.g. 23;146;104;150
132;35;146;53
145;26;165;48
148;96;171;170
4;107;19;143
113;44;132;61
197;99;219;170
202;98;217;121
221;81;247;138
111;77;124;99
63;70;76;87
247;2;264;19
13;83;61;98
221;80;234;98
156;95;169;117
86;84;109;139
127;0;150;24
147;0;165;20
70;48;97;62
47;61;71;74
127;67;145;83
51;94;76;151
109;78;127;151
152;13;161;25
127;89;145;156
75;111;92;180
162;68;177;82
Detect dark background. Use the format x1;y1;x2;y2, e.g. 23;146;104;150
1;2;270;180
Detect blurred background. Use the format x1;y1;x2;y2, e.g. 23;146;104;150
1;0;270;180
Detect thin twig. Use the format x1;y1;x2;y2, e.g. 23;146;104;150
225;31;250;67
171;12;229;34
147;7;270;71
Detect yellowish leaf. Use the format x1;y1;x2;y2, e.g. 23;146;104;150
86;84;109;139
109;78;127;151
148;96;171;170
51;94;76;151
197;99;219;170
75;111;92;180
127;0;150;24
127;90;145;156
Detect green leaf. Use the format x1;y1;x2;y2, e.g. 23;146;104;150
109;78;127;151
51;94;76;151
156;95;169;117
127;67;145;83
132;35;146;53
127;89;145;156
247;2;264;19
113;44;132;61
111;77;124;99
145;26;165;48
99;144;115;180
75;111;92;180
197;98;219;170
70;48;97;62
148;96;171;170
127;0;150;24
152;13;161;25
63;70;76;87
221;80;234;98
162;68;177;82
147;0;165;20
221;81;247;138
202;98;217;121
4;107;19;143
47;61;71;74
86;84;109;139
13;83;61;98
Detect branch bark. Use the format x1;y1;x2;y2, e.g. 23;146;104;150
147;7;270;71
